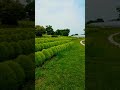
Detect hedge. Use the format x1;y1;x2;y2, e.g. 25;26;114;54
35;42;74;67
0;63;18;90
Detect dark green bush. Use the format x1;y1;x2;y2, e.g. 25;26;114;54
0;63;18;90
15;55;35;80
47;48;54;57
28;53;35;63
51;47;58;55
4;61;25;87
51;35;58;37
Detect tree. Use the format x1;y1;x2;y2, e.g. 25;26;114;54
25;0;35;21
55;29;70;36
35;25;46;36
46;25;54;35
116;6;120;20
0;0;26;25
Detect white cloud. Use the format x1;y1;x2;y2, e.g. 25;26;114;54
35;0;85;35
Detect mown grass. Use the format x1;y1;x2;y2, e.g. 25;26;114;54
86;27;120;89
35;38;85;90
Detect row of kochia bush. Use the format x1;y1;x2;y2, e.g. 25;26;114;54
0;31;34;42
0;28;33;35
35;40;70;52
0;53;34;90
35;42;74;67
0;39;34;61
35;37;73;44
0;42;74;90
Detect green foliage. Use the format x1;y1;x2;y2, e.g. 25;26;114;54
35;25;46;36
0;63;18;90
4;61;25;87
0;0;26;25
42;49;51;59
35;52;45;66
25;0;35;21
35;41;74;67
55;29;70;36
46;25;54;35
15;55;35;80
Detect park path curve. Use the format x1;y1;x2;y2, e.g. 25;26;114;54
80;40;85;46
108;32;120;48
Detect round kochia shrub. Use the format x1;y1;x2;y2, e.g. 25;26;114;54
35;52;45;66
47;48;54;57
42;49;51;59
15;55;35;80
51;47;57;54
28;53;35;63
0;63;18;90
4;61;25;87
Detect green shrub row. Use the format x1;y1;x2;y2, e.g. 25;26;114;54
0;39;34;62
0;31;34;42
0;28;33;35
35;40;70;51
35;37;73;44
0;54;34;90
35;42;74;67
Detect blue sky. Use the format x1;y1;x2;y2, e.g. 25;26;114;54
35;0;85;35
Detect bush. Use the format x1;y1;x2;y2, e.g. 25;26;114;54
4;61;25;87
0;63;18;90
28;53;35;63
42;49;51;59
51;35;58;37
35;52;45;66
0;42;9;61
47;48;54;57
51;47;57;55
15;55;35;80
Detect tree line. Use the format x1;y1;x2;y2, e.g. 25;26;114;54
35;25;70;37
0;0;35;25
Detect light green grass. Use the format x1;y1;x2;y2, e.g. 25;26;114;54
35;39;85;90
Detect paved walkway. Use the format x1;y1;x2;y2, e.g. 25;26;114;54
80;40;85;46
108;32;120;48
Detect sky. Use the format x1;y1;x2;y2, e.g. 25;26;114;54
86;0;120;22
35;0;85;35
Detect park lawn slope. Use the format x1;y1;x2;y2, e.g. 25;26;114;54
35;39;85;90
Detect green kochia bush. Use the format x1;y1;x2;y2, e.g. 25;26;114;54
15;55;35;80
35;40;71;52
42;49;51;59
47;48;54;57
35;52;45;66
51;46;58;54
28;53;35;63
35;42;74;66
0;63;18;90
4;61;25;87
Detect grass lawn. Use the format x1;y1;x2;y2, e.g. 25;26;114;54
86;27;120;89
35;38;85;90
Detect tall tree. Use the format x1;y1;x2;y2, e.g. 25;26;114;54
55;29;70;36
35;25;46;36
116;6;120;20
0;0;26;25
25;0;35;21
46;25;54;35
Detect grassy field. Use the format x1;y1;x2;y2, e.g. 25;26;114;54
35;38;85;90
86;26;120;89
